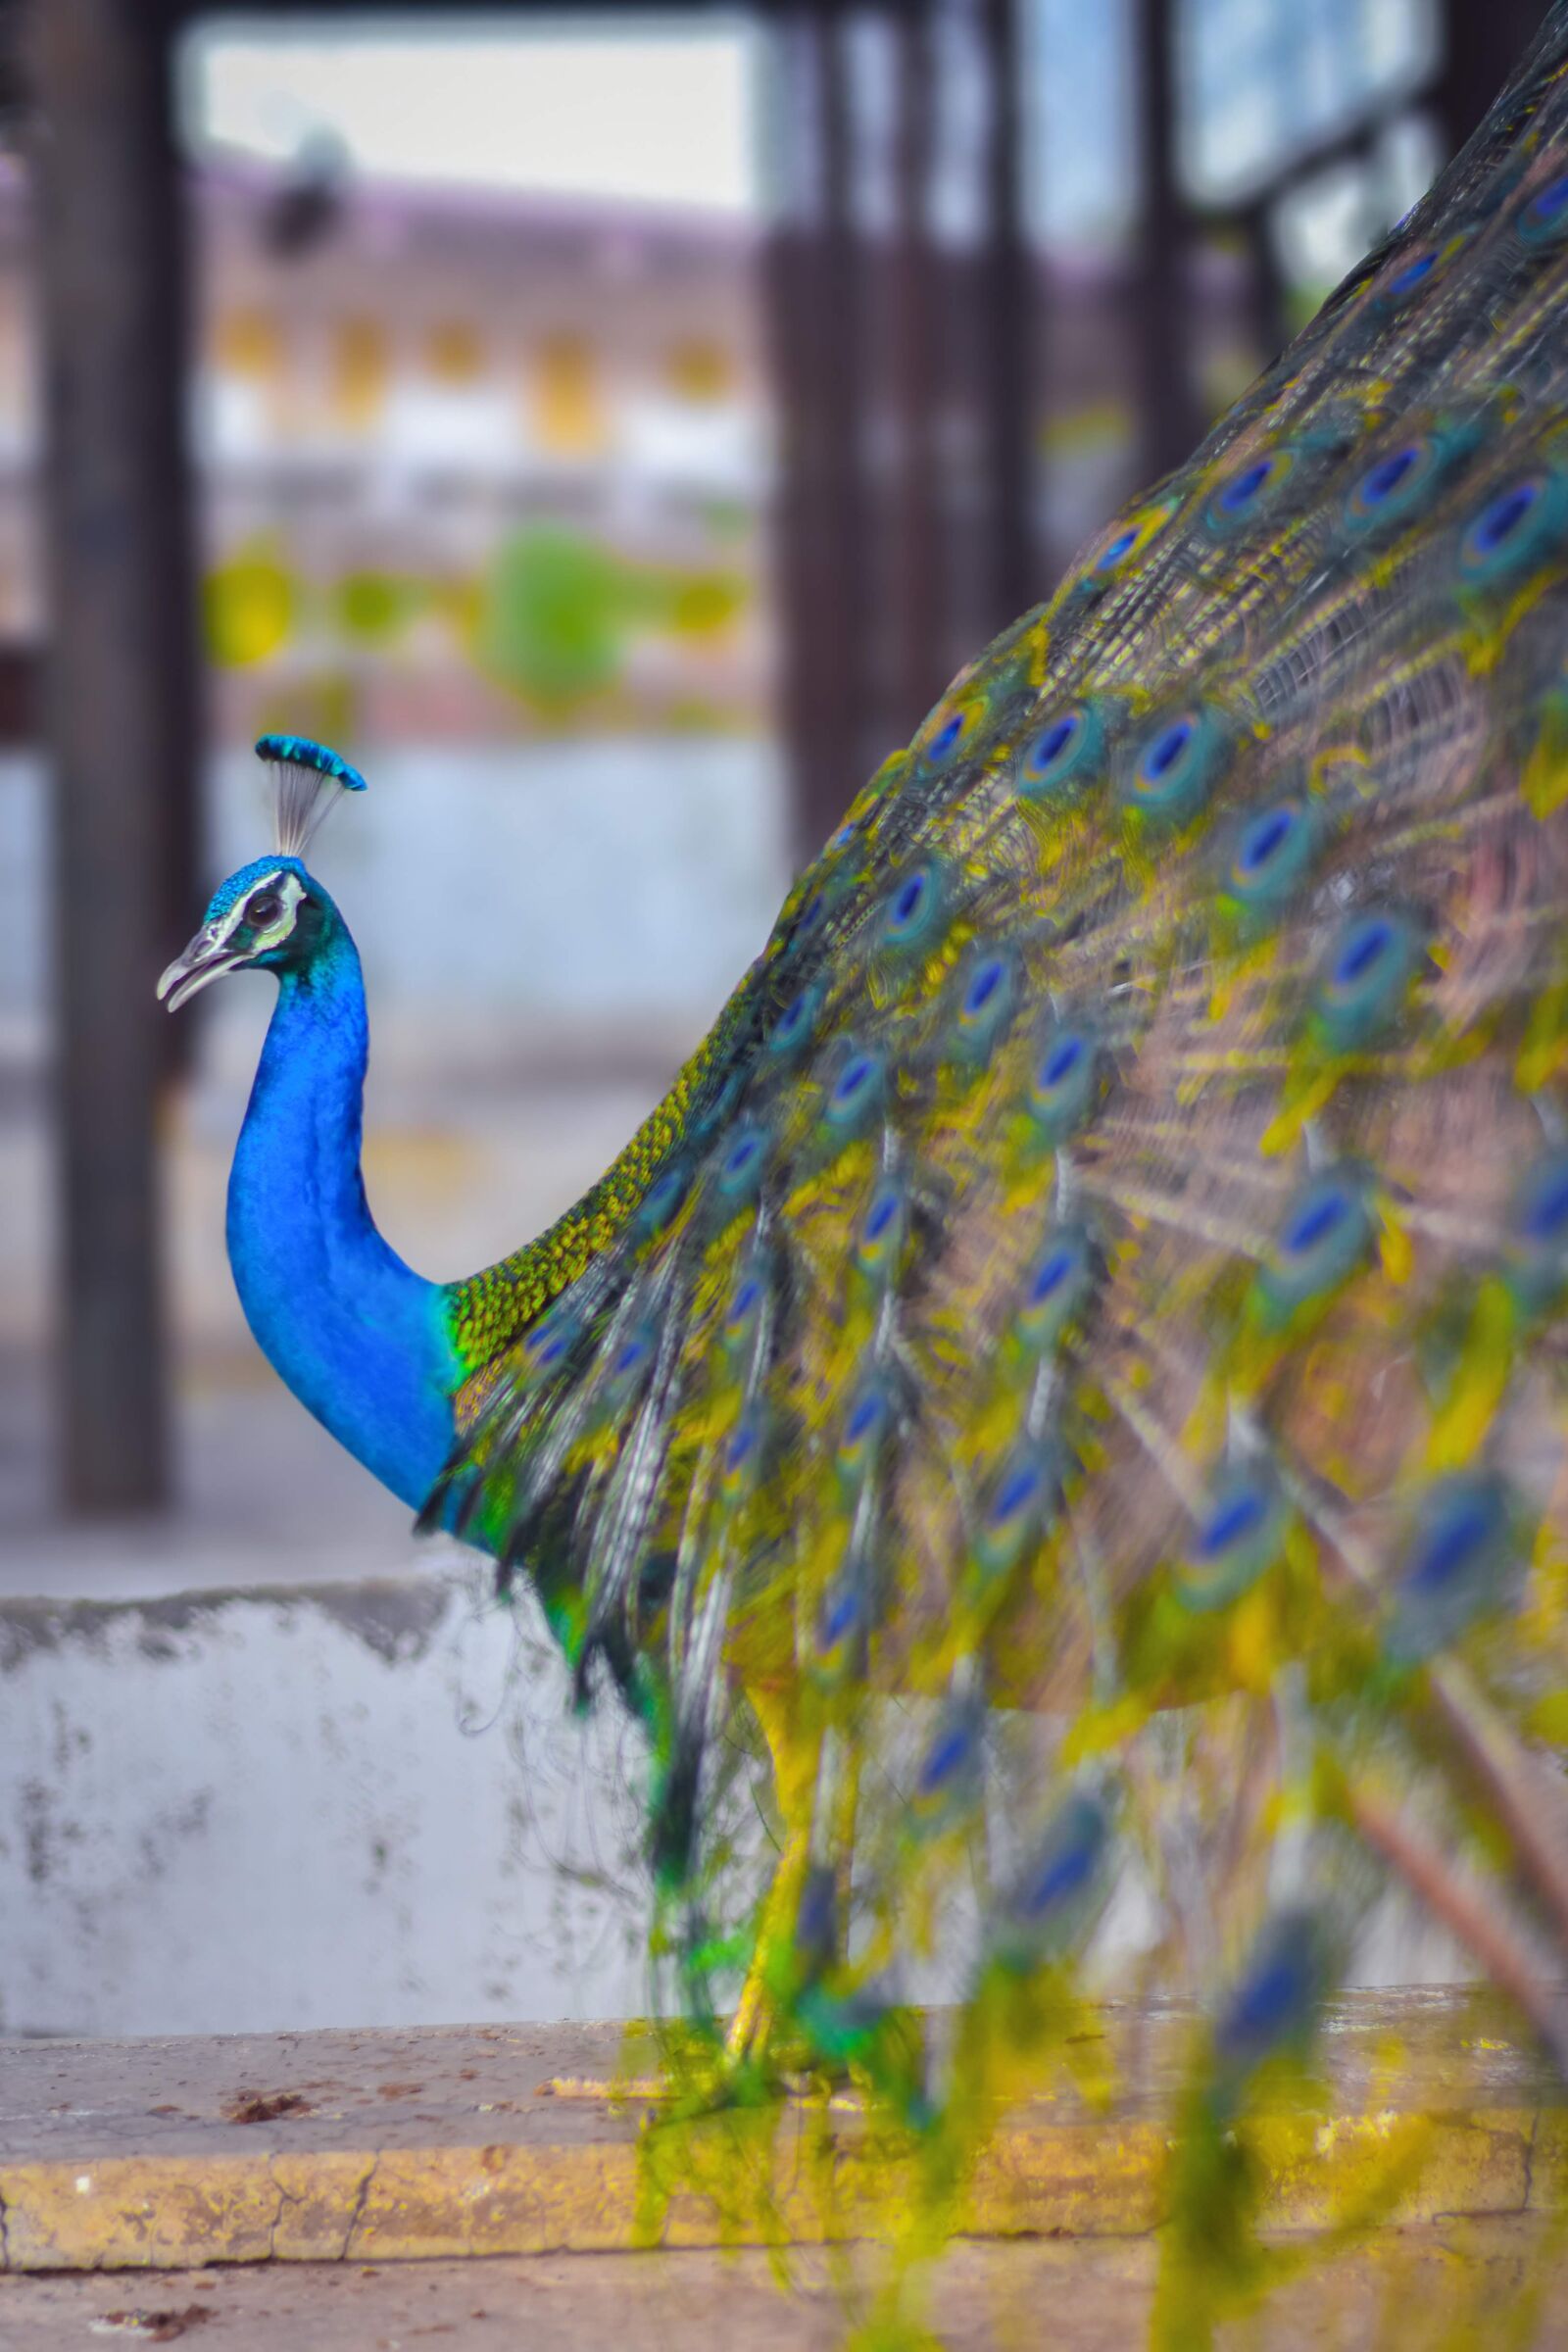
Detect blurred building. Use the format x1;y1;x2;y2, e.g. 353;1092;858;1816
194;158;775;747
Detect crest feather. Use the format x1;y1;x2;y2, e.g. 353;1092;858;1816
256;733;368;858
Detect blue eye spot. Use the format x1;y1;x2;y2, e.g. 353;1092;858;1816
770;988;814;1053
1034;715;1078;766
1144;718;1193;780
1217;457;1273;514
1387;250;1436;298
1096;524;1138;571
991;1461;1041;1527
1239;807;1294;872
1334;917;1394;987
1018;702;1103;800
1523;1161;1568;1241
1199;1486;1267;1558
819;1580;863;1647
727;1275;761;1325
725;1418;758;1476
637;1169;686;1232
828;820;857;852
1521;172;1568;241
837;1054;873;1102
843;1389;886;1450
963;956;1004;1016
1360;447;1418;507
1030;1246;1074;1302
865;1189;900;1243
1042;1037;1083;1088
894;875;924;924
795;889;825;935
1472;478;1541;557
1284;1187;1348;1255
613;1335;650;1377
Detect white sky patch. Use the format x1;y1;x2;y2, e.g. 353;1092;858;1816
182;13;760;216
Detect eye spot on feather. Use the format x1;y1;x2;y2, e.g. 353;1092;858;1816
716;1123;767;1200
910;1701;986;1837
1017;701;1104;800
1026;1022;1102;1144
823;1044;885;1137
521;1302;578;1381
636;1167;687;1235
1518;170;1568;244
1177;1468;1290;1611
1121;705;1227;828
1314;906;1424;1050
1343;430;1466;537
603;1325;657;1405
991;1792;1108;1969
1231;799;1304;894
768;984;819;1057
975;1443;1059;1579
1502;1150;1568;1315
1070;497;1178;596
1016;1224;1096;1351
948;947;1016;1063
856;1175;908;1280
1382;247;1437;303
837;1381;891;1491
914;688;985;770
722;1264;767;1349
1254;1165;1374;1323
1457;469;1567;588
1388;1473;1516;1662
1203;449;1293;534
882;861;942;950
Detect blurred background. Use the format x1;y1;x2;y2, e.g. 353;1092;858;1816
0;0;1543;2035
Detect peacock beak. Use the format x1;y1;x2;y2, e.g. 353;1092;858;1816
157;929;244;1013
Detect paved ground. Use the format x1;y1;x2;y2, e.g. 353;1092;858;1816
4;2225;1568;2350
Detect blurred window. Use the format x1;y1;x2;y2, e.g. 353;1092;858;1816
427;320;485;386
215;305;281;384
532;334;606;456
330;316;389;432
1182;0;1438;202
666;338;734;403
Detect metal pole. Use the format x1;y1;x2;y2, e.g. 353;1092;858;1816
30;0;190;1511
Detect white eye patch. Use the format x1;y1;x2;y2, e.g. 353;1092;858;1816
210;868;306;956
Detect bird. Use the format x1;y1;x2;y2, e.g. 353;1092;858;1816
159;7;1568;2326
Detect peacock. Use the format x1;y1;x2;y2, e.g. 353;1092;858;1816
160;5;1568;2329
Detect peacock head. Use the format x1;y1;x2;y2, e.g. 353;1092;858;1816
157;736;366;1012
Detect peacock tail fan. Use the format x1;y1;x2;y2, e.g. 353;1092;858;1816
428;6;1568;2330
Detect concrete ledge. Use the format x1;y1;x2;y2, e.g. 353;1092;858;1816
2;1990;1563;2275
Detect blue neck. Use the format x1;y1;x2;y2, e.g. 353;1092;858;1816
226;923;459;1513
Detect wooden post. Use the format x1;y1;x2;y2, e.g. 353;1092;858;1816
884;2;942;732
764;0;870;859
1128;0;1198;484
975;0;1036;633
30;0;193;1511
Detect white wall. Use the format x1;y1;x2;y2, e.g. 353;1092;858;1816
0;1573;654;2038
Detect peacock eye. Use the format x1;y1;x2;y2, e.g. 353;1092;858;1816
248;892;282;928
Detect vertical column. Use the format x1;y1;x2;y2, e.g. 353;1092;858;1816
764;0;869;858
884;1;943;730
1128;0;1198;485
30;0;193;1511
974;0;1036;633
